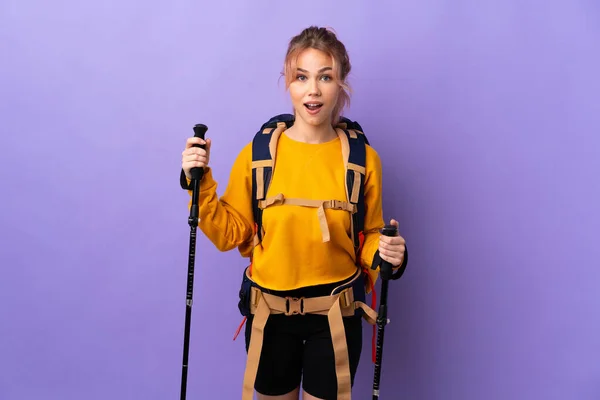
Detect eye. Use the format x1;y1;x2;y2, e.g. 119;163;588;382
320;75;332;82
296;74;307;81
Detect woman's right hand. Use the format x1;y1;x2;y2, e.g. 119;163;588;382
181;137;212;180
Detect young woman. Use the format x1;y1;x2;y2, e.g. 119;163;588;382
180;26;406;400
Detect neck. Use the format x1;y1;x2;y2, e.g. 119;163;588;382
286;116;337;144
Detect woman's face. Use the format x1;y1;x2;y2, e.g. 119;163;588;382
288;48;341;128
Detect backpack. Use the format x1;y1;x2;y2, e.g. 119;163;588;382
250;113;370;266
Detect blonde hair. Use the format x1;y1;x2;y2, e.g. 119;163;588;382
282;26;352;125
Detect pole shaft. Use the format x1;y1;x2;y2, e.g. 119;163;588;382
181;179;200;400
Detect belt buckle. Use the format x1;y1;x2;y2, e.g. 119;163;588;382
284;296;305;315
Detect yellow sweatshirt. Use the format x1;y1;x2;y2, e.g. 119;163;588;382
188;131;385;291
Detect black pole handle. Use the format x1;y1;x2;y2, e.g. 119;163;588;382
190;124;207;181
379;224;398;281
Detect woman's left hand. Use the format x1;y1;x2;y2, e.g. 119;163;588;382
378;219;406;267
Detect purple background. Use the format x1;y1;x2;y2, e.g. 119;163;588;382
2;1;599;399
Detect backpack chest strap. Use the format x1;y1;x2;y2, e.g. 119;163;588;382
258;193;356;242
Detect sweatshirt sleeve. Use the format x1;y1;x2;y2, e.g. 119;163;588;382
186;142;255;257
359;145;386;288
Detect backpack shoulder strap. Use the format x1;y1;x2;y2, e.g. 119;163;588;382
335;117;368;255
251;114;294;243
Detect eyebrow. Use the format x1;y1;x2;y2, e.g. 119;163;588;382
296;67;333;73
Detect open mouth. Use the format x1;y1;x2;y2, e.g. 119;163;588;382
304;102;323;111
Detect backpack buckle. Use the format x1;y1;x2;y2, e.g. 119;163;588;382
329;200;345;210
339;288;354;309
284;297;305;315
250;287;262;308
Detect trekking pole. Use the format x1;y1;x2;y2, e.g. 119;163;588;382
371;224;398;399
180;124;208;400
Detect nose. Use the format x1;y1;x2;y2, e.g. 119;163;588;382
308;77;321;96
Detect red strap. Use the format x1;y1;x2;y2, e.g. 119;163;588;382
357;231;365;260
363;265;377;363
370;283;377;363
233;316;247;341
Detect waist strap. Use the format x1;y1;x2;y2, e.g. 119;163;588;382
241;271;377;400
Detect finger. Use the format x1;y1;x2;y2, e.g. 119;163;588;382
379;235;405;246
182;148;200;157
379;251;402;267
193;152;207;160
380;243;405;257
389;236;406;246
205;138;212;151
380;245;404;258
389;219;399;230
379;237;399;250
379;236;393;245
379;239;393;250
189;136;206;146
378;246;393;259
186;137;206;148
379;245;405;264
184;148;207;157
191;155;208;164
183;153;207;163
379;243;406;255
184;161;206;169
